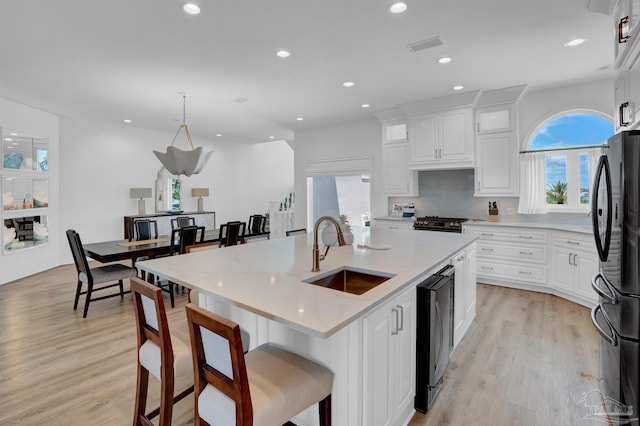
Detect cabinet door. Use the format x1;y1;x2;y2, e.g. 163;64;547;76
628;48;640;128
362;302;393;426
409;114;438;163
476;104;515;134
475;132;518;196
575;249;599;302
392;287;416;418
616;71;630;130
385;122;408;143
615;0;632;67
451;251;466;343
465;246;477;321
551;245;574;292
440;109;473;162
383;143;418;196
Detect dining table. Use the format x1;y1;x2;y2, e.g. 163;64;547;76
83;229;270;264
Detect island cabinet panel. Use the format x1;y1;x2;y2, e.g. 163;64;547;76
362;285;416;426
451;246;477;347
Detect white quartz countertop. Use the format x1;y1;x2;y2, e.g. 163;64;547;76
462;219;593;234
137;227;476;338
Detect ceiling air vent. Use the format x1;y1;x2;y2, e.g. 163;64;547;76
407;36;444;53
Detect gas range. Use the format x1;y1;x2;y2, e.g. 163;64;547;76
413;216;467;233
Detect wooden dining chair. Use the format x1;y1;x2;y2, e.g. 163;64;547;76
185;303;333;425
218;221;246;247
134;219;159;241
65;229;137;318
131;277;194;426
171;216;196;230
286;228;307;236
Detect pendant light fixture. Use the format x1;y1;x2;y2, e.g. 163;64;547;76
153;92;213;177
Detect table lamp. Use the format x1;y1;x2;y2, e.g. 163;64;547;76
130;188;152;215
191;188;209;212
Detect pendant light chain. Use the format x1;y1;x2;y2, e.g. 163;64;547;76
168;92;194;149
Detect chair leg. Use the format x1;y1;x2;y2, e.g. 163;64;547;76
133;364;150;426
73;280;83;310
158;369;175;426
82;281;93;318
319;394;331;426
119;279;125;298
169;282;175;308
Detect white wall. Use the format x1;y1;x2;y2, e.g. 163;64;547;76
2;99;293;284
293;117;386;230
1;97;60;284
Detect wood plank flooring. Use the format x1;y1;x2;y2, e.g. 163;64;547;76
0;266;605;425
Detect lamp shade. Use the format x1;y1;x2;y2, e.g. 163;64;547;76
191;188;209;197
130;188;152;199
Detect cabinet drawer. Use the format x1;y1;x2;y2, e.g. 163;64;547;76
553;233;595;250
477;241;546;262
477;260;546;283
468;227;547;243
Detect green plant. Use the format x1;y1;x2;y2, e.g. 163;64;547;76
546;181;568;204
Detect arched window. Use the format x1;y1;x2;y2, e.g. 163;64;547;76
519;112;613;213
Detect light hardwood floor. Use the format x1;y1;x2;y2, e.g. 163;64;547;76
0;265;605;425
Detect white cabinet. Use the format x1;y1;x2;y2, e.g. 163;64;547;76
614;0;640;131
463;225;547;287
362;285;416;426
475;103;516;134
474;132;518;196
373;218;414;230
451;245;477;347
408;108;474;170
380;119;418;196
383;143;419;196
614;0;640;68
550;232;598;305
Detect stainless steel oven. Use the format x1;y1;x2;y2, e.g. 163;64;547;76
413;216;467;233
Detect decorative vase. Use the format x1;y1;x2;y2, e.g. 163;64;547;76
339;215;354;245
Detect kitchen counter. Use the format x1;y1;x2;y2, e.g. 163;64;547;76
463;219;593;234
137;226;476;338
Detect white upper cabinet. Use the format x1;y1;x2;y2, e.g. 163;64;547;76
384;122;408;143
408;107;474;170
614;27;640;131
475;103;516;134
474;132;518;196
614;0;640;68
376;114;419;196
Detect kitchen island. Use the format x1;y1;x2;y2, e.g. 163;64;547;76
137;226;477;426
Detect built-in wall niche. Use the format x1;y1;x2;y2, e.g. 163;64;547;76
2;134;48;172
3;215;49;252
2;177;49;210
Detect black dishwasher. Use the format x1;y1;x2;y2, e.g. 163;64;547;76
415;264;455;412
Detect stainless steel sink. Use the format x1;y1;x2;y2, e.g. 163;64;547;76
303;267;395;295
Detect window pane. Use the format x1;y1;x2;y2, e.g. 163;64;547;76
546;155;567;204
531;113;612;149
580;153;590;204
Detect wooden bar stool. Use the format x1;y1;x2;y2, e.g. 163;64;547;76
185;303;333;425
131;277;194;426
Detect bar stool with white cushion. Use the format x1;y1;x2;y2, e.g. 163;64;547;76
185;303;333;426
131;277;194;426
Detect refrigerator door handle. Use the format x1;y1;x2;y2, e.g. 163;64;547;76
591;272;620;304
591;303;618;346
591;154;613;262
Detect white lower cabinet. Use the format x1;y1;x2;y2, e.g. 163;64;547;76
464;224;598;307
551;232;598;305
362;285;416;426
451;246;477;346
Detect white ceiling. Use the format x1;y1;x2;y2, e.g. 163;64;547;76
0;0;615;143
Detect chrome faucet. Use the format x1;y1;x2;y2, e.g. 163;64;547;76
312;216;346;272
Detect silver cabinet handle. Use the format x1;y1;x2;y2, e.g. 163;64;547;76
456;255;465;261
481;233;494;237
397;304;404;331
573;253;578;266
391;308;399;335
569;253;573;266
439;148;442;159
518;271;533;275
481;266;494;270
566;240;580;245
481;248;494;252
519;235;533;239
519;251;533;255
434;148;438;159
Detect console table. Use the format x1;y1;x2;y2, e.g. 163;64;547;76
123;211;216;239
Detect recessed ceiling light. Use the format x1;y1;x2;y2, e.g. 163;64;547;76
183;3;201;15
5;138;12;141
343;81;355;87
10;132;18;136
437;56;452;64
453;85;464;91
268;136;275;139
216;133;222;137
296;117;304;121
276;50;291;58
123;119;132;123
361;104;370;108
388;1;408;14
564;38;587;47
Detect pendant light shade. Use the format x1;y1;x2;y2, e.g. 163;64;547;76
154;93;213;176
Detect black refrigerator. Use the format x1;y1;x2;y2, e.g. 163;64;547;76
591;130;640;424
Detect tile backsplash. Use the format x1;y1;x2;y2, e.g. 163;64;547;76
389;169;591;227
